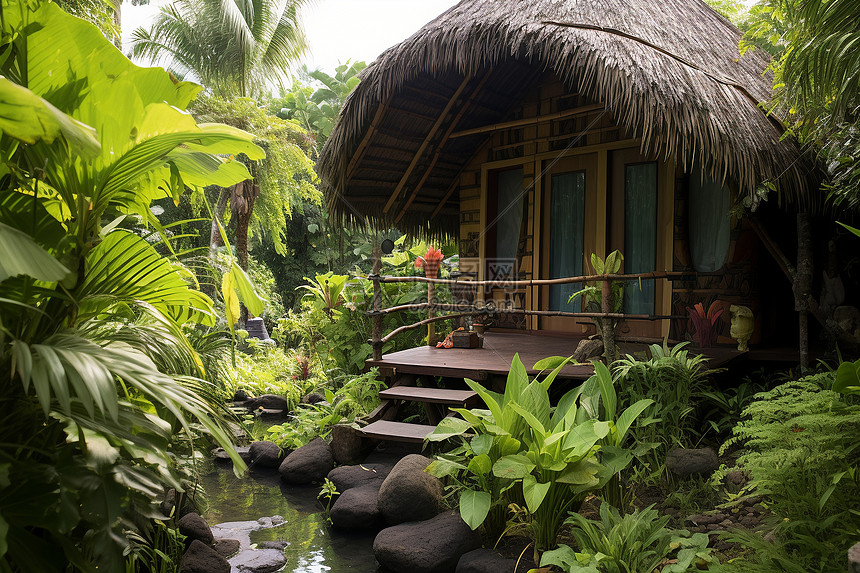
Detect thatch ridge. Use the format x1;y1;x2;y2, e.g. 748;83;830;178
319;0;816;233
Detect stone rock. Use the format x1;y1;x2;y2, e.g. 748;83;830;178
230;548;286;573
213;538;240;558
244;394;289;413
456;548;518;573
849;541;860;573
666;447;719;477
331;424;370;466
301;392;325;405
330;484;382;530
245;317;271;341
374;511;480;573
258;541;290;550
249;441;283;469
213;446;252;465
572;338;604;363
327;463;392;493
180;540;229;573
177;512;214;546
378;454;442;525
233;389;250;402
160;488;176;518
279;438;334;484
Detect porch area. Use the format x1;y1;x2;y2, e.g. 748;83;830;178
366;331;747;383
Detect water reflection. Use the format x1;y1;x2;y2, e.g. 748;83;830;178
199;463;379;572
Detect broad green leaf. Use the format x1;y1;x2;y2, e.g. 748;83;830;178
0;77;100;157
470;434;493;456
493;454;535;479
834;360;860;394
563;420;609;456
556;456;602;486
503;353;529;407
615;399;654;445
533;356;569;370
223;272;241;333
467;454;492;477
425;458;466;478
523;474;550;513
838;221;860;239
592;362;617;420
509;402;548;437
465;379;504;427
427;416;472;441
0;222;70;282
78;230;215;325
459;489;491;530
540;355;573;392
496;435;522;457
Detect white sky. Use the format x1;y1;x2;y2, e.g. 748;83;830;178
121;0;461;74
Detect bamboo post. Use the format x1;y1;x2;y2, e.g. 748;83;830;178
371;242;383;361
601;276;617;363
795;212;812;371
427;281;438;346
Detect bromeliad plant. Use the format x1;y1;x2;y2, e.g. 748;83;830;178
428;355;653;552
686;301;726;348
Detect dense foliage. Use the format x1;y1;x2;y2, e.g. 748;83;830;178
0;1;265;569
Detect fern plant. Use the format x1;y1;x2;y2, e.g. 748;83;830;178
722;373;860;572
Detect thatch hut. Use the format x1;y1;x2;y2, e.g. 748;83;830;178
318;0;817;345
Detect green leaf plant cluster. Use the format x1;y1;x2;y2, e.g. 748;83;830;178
719;372;860;572
541;503;716;573
612;342;717;482
427;355;652;553
0;1;267;570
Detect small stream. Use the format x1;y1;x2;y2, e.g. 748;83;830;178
198;463;379;572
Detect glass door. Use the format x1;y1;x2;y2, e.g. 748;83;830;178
540;154;598;332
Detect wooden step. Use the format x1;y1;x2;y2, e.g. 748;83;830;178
360;420;438;444
378;387;478;405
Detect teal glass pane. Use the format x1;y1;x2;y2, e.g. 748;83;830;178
495;168;524;267
549;171;586;311
624;163;657;315
689;164;731;272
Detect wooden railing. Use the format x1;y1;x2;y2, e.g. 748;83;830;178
368;267;693;363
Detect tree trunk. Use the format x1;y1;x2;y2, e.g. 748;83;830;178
795;212;813;371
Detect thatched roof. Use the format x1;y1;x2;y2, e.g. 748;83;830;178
318;0;816;235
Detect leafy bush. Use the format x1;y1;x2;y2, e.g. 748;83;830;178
722;373;860;572
428;356;651;551
613;342;716;479
541;503;715;573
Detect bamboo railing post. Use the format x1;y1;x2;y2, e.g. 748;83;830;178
371;242;383;361
601;276;617;363
427;281;438;346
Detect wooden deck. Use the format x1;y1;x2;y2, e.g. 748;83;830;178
367;332;749;382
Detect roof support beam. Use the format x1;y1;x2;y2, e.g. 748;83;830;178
449;103;604;138
430;138;492;222
382;74;473;214
395;69;494;224
346;98;391;180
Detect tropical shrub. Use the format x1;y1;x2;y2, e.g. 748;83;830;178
428;355;652;551
0;2;264;569
720;373;860;572
541;503;715;573
612;342;716;481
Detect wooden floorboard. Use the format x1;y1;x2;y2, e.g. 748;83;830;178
368;332;595;380
368;332;759;381
379;387;478;405
361;420;437;443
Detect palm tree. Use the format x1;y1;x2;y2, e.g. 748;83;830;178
130;0;309;98
130;0;315;278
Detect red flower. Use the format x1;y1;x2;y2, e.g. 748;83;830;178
414;246;444;268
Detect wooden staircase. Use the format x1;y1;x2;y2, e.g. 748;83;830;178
359;381;479;444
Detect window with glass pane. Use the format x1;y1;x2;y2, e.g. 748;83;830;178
689;164;731;272
624;162;657;314
549;171;585;311
494;168;524;279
